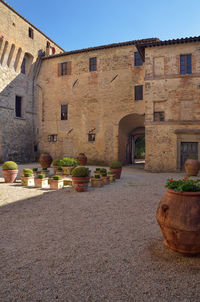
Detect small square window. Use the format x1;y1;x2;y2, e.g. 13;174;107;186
15;95;23;117
89;57;97;72
88;133;95;142
48;134;57;142
61;104;68;120
58;62;71;76
28;27;34;39
134;85;143;101
154;111;165;122
134;52;143;66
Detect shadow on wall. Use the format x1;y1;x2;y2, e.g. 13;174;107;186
0;60;40;163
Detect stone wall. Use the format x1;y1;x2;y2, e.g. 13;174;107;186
145;42;200;171
0;0;63;162
37;44;145;164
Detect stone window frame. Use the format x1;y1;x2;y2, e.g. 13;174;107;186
15;95;24;119
88;133;96;142
134;85;143;101
180;54;192;74
28;27;34;39
61;104;68;120
154;111;165;122
48;134;58;143
134;52;143;66
89;57;97;72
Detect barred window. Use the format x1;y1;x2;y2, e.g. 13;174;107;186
180;54;191;74
89;57;97;71
154;111;165;122
88;133;95;142
58;62;72;76
48;134;57;142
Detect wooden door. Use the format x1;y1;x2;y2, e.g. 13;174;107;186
180;142;198;170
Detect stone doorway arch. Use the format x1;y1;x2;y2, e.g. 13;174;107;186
118;114;145;164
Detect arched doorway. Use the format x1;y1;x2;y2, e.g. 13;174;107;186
118;114;145;164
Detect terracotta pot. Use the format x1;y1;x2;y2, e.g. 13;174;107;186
102;176;109;185
91;177;103;188
2;169;18;183
156;188;200;254
184;158;199;176
72;176;90;192
109;168;122;179
53;166;58;174
21;176;34;186
49;179;63;190
34;178;48;188
77;153;87;165
39;153;52;168
62;166;74;175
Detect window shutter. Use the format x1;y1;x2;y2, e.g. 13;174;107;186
68;61;72;75
58;63;61;76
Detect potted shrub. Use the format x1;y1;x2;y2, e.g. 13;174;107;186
184;157;199;176
156;177;200;254
34;174;48;188
41;167;50;177
21;170;34;186
49;175;63;190
77;153;87;165
33;167;39;176
56;166;64;177
100;170;109;185
2;161;18;183
52;158;61;174
39;152;52;168
109;161;122;179
91;174;103;188
94;168;101;177
60;157;78;175
71;166;90;192
21;168;34;177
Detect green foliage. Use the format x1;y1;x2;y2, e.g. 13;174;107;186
72;166;89;177
60;157;78;167
33;168;38;172
23;168;33;174
2;161;18;170
101;173;107;177
95;168;101;171
42;167;48;171
166;177;200;192
52;158;61;166
24;172;32;177
134;135;145;159
38;174;45;179
57;166;63;171
100;168;107;173
109;161;122;169
108;171;113;175
95;174;101;179
53;175;62;180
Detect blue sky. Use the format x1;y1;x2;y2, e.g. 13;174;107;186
6;0;200;51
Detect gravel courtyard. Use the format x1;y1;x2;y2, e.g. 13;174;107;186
0;164;200;302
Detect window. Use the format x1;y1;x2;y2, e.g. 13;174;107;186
28;27;34;39
21;57;26;74
135;85;143;101
58;62;72;76
48;134;57;142
89;57;97;72
180;54;191;74
61;104;68;120
134;52;143;66
88;133;95;142
154;111;165;121
15;96;22;117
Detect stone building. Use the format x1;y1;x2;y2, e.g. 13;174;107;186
37;37;200;171
1;1;200;171
0;0;64;162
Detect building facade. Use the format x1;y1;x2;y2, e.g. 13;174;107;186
1;1;200;171
0;0;64;162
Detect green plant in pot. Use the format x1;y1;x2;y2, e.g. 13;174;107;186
60;157;78;175
156;177;200;255
91;173;103;188
49;175;63;190
71;166;90;192
21;169;34;186
34;173;48;188
108;171;115;182
2;161;18;183
52;158;61;174
109;161;122;179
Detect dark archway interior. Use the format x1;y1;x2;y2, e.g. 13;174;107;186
118;114;145;164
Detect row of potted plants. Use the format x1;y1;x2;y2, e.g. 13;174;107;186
39;153;88;170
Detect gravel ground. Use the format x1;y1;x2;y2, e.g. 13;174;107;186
0;164;200;302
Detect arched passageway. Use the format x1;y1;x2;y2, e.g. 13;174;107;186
118;114;145;164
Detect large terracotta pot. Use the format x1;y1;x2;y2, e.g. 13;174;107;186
2;170;18;183
156;188;200;254
77;153;87;166
184;158;199;176
109;168;122;179
72;176;90;192
39;153;52;168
